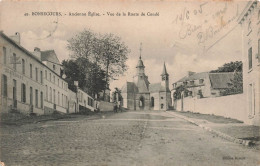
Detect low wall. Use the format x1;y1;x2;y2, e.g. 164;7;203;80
99;101;114;112
175;94;248;124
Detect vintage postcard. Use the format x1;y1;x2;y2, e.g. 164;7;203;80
0;0;259;165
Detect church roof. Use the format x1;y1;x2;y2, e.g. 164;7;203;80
121;82;137;93
149;83;170;92
161;62;169;76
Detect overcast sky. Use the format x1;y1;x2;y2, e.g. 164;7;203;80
0;0;248;91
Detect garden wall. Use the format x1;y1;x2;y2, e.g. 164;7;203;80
175;94;249;124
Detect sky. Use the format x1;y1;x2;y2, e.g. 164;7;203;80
0;0;248;91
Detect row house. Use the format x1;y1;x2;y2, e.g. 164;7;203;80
0;31;96;115
0;32;45;114
32;48;69;114
172;71;235;98
238;0;260;126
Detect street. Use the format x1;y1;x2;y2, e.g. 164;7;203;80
0;111;259;166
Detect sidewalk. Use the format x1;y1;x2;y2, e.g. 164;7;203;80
166;111;260;149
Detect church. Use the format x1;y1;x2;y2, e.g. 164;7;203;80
121;52;172;111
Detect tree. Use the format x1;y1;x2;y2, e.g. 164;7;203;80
210;61;242;73
62;58;106;98
67;29;130;100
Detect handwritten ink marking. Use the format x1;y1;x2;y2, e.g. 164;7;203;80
179;22;202;39
173;2;207;25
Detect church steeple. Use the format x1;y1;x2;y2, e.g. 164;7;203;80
161;62;169;91
161;62;169;78
136;43;145;69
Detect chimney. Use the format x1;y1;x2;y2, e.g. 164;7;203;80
9;32;20;44
32;47;41;60
188;71;195;77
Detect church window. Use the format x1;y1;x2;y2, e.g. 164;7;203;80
151;97;154;107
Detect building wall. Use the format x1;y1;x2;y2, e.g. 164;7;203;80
77;88;95;111
0;36;45;115
175;94;249;124
240;1;260;126
150;92;159;110
68;89;77;114
43;67;69;114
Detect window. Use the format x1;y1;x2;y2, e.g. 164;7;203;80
53;75;55;83
58;91;60;105
248;47;252;70
2;74;8;97
84;100;86;107
35;67;38;81
40;92;43;108
3;47;6;64
161;104;164;109
13;53;16;70
184;82;187;86
53;89;56;104
190;80;194;85
65;96;67;108
30;64;32;78
30;87;33;105
258;39;260;63
199;79;204;84
21;83;26;103
35;89;38;107
53;64;56;70
50;87;52;102
45;70;47;79
40;71;43;83
62;94;64;106
22;59;25;74
58;79;59;87
151;97;154;107
45;85;48;100
49;73;51;81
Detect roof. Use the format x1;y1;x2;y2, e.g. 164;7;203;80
237;1;257;24
121;82;137;93
176;72;209;83
209;73;234;89
41;50;60;64
136;56;145;68
161;62;169;76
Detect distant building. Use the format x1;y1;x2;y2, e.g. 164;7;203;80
121;55;172;111
238;0;260;126
172;72;235;98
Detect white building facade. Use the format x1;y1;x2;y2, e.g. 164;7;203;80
238;1;260;126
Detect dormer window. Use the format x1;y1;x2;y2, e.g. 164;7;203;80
199;79;204;84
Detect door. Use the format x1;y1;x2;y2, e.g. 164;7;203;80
139;96;145;110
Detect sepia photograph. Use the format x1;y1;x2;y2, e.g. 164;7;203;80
0;0;259;165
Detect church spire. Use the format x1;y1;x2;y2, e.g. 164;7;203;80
136;42;145;68
139;42;142;59
161;62;169;76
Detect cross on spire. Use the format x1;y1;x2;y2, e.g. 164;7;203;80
139;42;142;59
